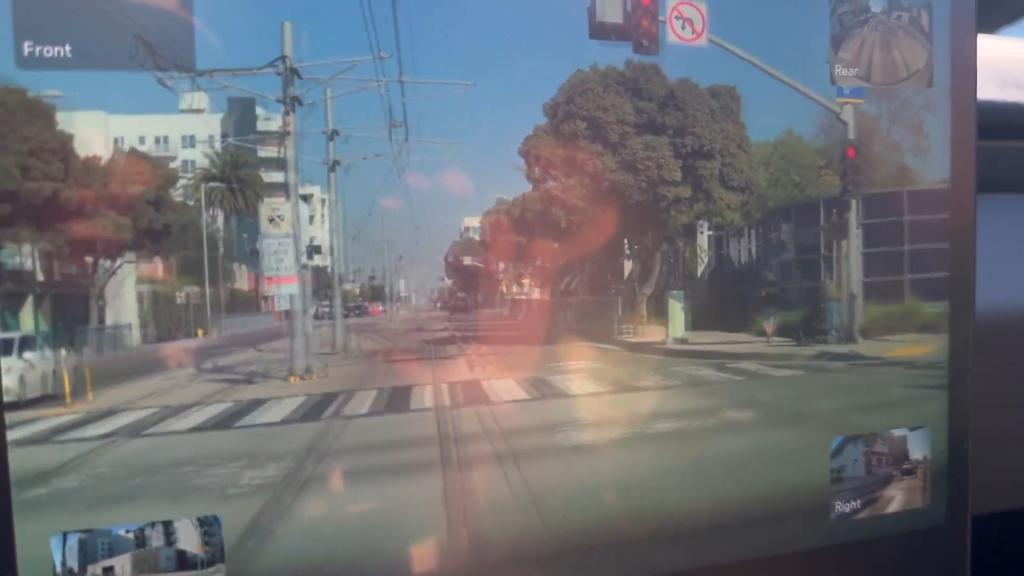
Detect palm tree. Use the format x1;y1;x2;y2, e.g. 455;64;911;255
189;150;265;323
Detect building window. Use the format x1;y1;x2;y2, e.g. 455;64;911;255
138;135;146;146
182;134;196;149
113;136;124;149
208;134;216;148
181;159;195;174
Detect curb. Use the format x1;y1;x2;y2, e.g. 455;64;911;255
614;338;939;365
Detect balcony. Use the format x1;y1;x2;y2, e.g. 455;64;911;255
257;145;283;159
256;114;282;133
260;170;286;184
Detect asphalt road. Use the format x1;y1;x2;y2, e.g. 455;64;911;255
4;312;949;575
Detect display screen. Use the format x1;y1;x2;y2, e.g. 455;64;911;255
1;1;956;574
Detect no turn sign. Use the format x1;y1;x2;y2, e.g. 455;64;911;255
668;0;708;46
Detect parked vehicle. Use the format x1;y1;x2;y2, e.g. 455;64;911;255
344;303;369;318
1;332;57;404
314;301;334;320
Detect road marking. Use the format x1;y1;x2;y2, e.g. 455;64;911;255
674;367;746;382
632;375;678;389
884;488;907;513
7;414;84;442
234;396;308;427
884;345;934;359
410;385;434;410
725;362;805;377
546;374;608;396
323;393;349;418
550;360;604;369
56;408;161;440
481;379;531;402
342;390;378;416
143;402;236;434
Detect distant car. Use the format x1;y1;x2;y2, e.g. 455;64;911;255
1;332;57;404
343;303;369;318
449;294;471;314
367;302;385;316
898;463;917;477
314;302;334;320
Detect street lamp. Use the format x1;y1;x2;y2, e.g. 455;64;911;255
199;182;227;336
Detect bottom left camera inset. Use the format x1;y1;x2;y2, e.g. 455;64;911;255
49;514;225;576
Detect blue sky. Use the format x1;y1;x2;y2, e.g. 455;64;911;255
0;0;953;291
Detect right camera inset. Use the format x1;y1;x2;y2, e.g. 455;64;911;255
829;427;932;521
830;0;933;87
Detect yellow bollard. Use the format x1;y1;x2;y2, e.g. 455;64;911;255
60;348;72;407
197;328;205;339
85;366;94;402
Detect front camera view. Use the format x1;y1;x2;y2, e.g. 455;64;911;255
2;1;952;574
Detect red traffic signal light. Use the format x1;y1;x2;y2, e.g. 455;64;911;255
631;0;660;56
844;144;859;160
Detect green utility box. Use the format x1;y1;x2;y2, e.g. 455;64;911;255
666;290;689;344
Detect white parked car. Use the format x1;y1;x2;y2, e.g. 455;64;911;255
1;332;58;404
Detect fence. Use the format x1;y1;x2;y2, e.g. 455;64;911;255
73;324;134;358
549;297;623;341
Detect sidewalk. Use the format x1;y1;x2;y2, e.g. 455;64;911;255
613;324;946;363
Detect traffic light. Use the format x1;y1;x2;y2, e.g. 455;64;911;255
631;0;660;56
840;142;860;199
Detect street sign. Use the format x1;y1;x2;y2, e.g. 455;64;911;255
259;198;292;237
273;293;292;311
12;0;196;71
260;237;297;277
667;0;708;46
836;86;867;105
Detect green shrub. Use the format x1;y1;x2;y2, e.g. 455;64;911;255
862;299;947;338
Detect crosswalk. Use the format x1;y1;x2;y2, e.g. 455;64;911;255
6;361;811;446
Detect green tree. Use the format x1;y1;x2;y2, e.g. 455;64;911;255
66;151;195;325
188;150;265;216
444;237;487;300
750;129;839;218
188;150;265;317
513;61;758;322
0;86;78;246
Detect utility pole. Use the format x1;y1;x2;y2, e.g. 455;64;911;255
281;21;312;377
324;86;348;353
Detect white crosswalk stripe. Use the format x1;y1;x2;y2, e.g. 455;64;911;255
7;414;85;442
726;362;805;377
323;393;349;419
56;408;162;440
672;367;746;382
342;390;378;416
143;402;235;435
234;396;307;428
410;385;434;410
547;374;608;396
481;379;531;402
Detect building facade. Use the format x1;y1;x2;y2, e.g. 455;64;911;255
57;91;224;201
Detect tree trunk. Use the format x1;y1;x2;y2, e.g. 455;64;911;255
635;243;667;325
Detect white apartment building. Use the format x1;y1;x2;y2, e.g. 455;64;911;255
56;91;223;200
299;183;332;270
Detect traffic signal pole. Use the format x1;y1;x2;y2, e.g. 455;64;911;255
702;33;863;341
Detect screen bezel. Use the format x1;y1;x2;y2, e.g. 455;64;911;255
0;1;976;574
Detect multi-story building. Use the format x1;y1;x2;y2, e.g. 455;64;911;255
56;91;223;201
460;216;482;240
73;529;136;573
